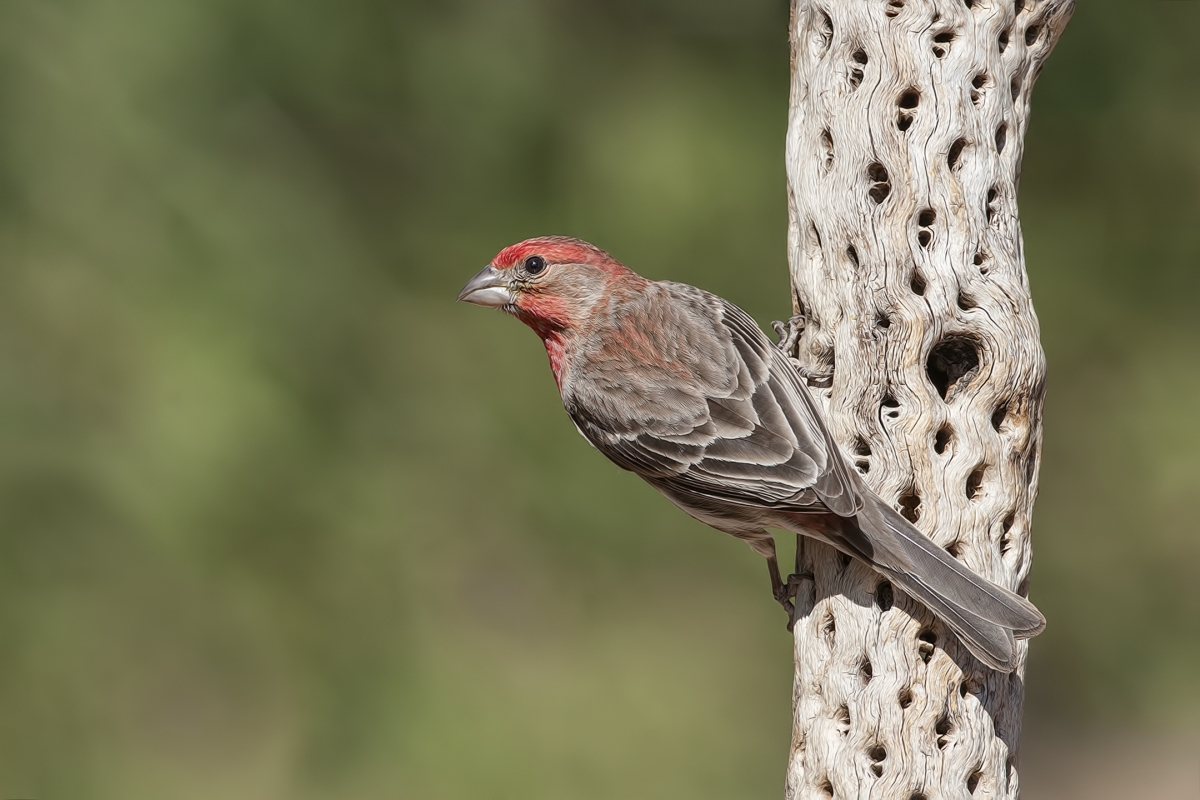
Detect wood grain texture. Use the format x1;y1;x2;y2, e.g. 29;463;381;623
783;1;1072;798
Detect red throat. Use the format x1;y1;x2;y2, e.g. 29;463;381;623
514;294;573;389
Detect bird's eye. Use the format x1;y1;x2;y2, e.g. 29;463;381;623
523;255;546;275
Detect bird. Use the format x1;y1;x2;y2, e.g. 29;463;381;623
458;235;1045;671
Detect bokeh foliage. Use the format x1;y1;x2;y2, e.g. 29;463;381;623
0;0;1195;797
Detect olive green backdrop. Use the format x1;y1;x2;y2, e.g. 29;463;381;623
0;1;1196;797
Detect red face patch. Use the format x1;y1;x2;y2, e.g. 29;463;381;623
491;236;626;274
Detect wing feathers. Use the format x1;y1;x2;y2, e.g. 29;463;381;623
566;282;855;513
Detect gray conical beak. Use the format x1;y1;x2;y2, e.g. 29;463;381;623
457;265;513;308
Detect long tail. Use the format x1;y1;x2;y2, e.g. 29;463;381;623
788;494;1045;672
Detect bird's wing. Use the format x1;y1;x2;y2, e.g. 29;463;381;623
565;282;862;516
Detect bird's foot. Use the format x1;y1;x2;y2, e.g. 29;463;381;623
771;312;807;357
781;571;814;632
788;358;834;389
773;314;835;387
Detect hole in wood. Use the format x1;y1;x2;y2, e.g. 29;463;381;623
968;768;984;794
846;245;859;267
855;459;870;474
946;540;964;559
934;425;952;454
898;489;921;523
998;28;1010;52
898;89;920;109
917;208;935;246
868;744;886;776
927;334;981;399
910;269;927;295
948;137;967;170
821;129;835;170
1002;510;1016;534
986;185;1000;224
898;688;914;708
996;122;1008;154
810;221;823;249
860;656;874;683
876;580;894;611
881;391;901;419
854;437;872;456
910;794;928;800
1011;74;1022;100
935;714;953;748
868;162;891;203
1015;0;1025;14
974;250;990;274
817;9;834;50
897;113;913;132
819;778;834;798
1025;451;1037;486
966;464;986;499
849;50;866;91
931;31;954;58
991;403;1008;431
957;291;976;311
919;629;937;662
1025;23;1041;45
835;704;851;735
874;310;891;330
886;0;905;17
822;611;837;647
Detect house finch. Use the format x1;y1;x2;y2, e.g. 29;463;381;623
459;236;1044;671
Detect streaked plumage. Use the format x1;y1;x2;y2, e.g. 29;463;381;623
459;236;1045;671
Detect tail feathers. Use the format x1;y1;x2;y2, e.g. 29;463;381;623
857;494;1046;637
786;492;1045;672
880;566;1020;671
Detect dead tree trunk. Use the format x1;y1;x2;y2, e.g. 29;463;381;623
782;1;1072;798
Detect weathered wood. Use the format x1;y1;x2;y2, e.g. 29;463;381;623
783;1;1072;798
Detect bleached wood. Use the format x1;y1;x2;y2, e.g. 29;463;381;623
782;1;1072;798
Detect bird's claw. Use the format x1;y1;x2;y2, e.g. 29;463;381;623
786;357;834;389
778;571;814;632
771;312;807;357
774;314;834;388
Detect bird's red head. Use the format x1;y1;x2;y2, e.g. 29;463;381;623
458;236;642;386
459;236;635;334
489;236;626;275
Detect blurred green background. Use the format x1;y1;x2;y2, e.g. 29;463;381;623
0;0;1197;797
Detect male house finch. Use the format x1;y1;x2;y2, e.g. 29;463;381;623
459;236;1044;671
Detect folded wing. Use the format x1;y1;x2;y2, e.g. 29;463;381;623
565;282;862;517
